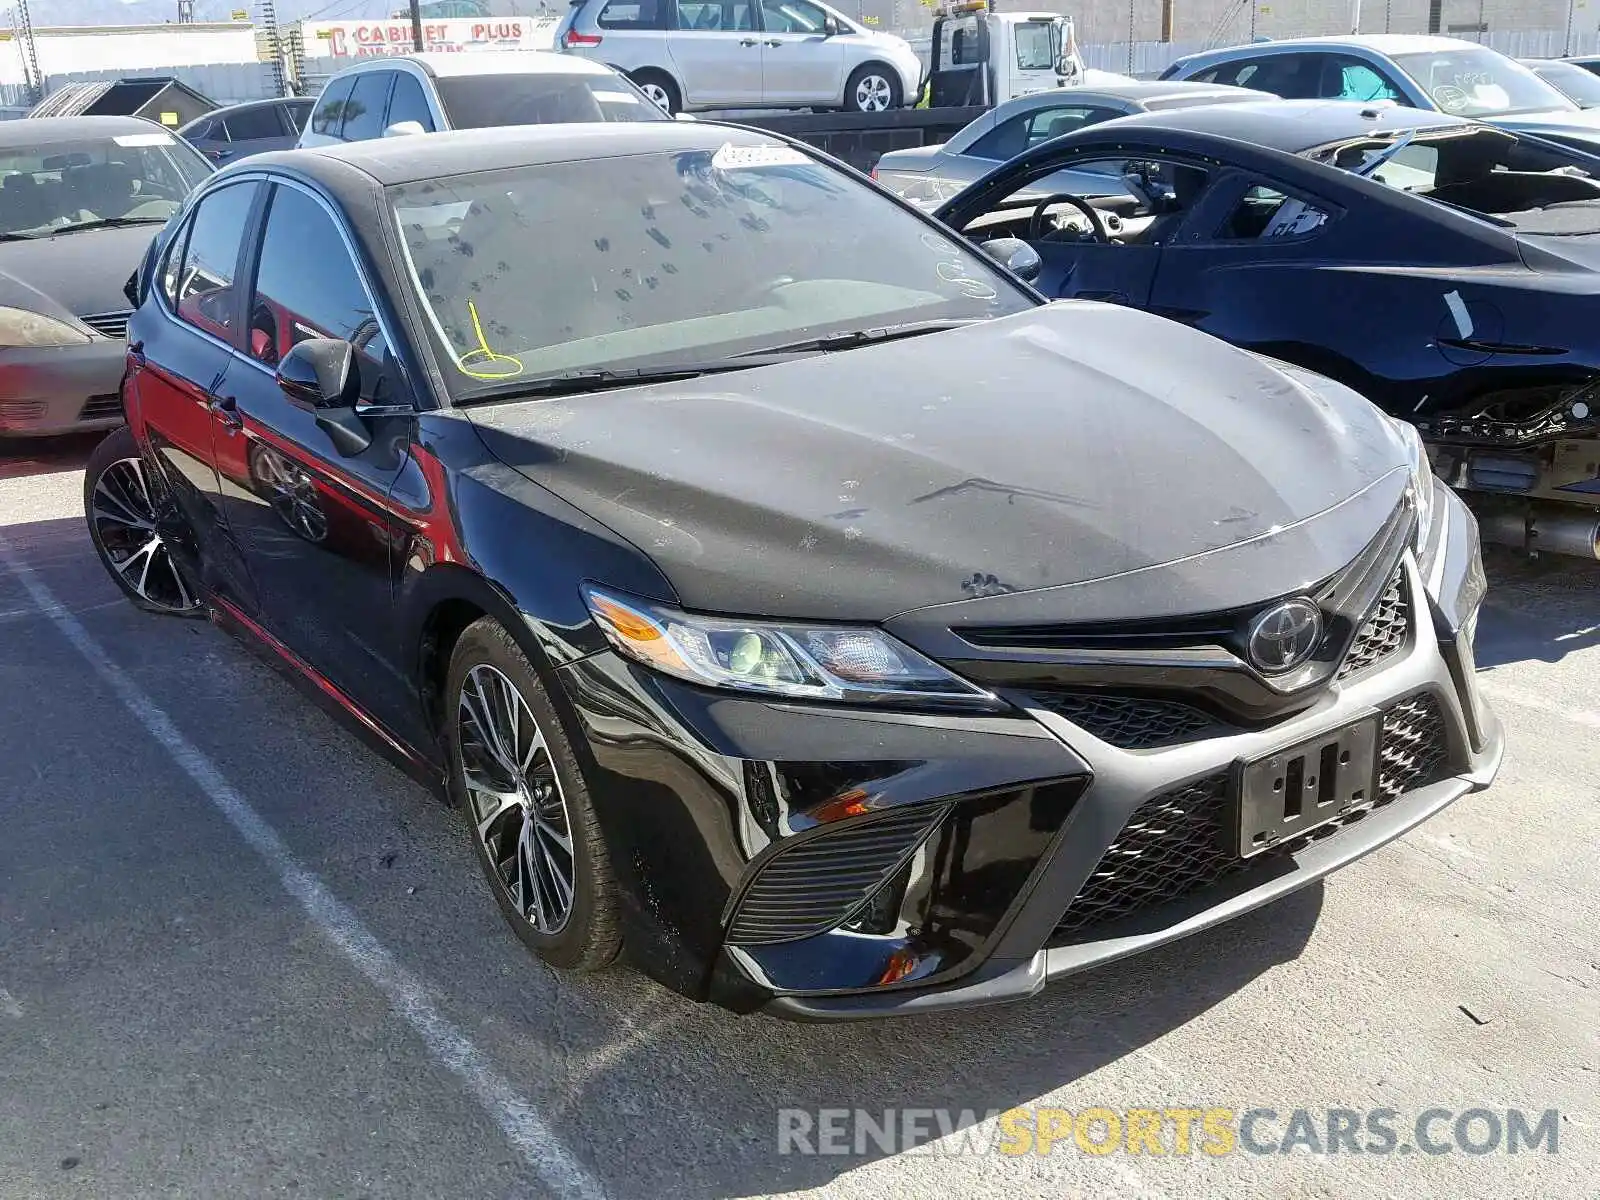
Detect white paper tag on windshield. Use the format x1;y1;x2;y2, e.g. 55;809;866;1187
712;143;809;170
113;132;175;147
593;90;641;104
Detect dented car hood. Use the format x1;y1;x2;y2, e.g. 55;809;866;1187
467;303;1411;623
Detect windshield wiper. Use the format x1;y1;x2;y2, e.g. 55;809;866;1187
461;355;803;402
738;318;982;356
0;230;42;242
48;216;169;234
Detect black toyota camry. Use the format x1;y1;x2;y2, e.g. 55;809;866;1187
87;122;1500;1019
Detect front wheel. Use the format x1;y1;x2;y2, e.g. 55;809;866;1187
844;64;901;113
446;617;621;971
83;426;203;617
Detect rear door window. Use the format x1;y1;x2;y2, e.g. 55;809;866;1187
1333;57;1404;101
1215;183;1332;240
223;105;287;141
340;72;394;142
284;99;314;131
600;0;665;27
385;73;437;132
311;75;356;137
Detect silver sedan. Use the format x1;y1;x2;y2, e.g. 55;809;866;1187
873;80;1266;209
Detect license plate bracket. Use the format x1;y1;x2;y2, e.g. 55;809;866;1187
1234;714;1381;858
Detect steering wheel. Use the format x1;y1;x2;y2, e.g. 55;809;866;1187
1027;193;1109;244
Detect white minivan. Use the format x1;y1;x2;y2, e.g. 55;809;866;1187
553;0;925;114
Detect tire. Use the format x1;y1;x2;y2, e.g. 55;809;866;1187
630;70;681;116
844;63;901;113
446;616;621;972
83;426;204;617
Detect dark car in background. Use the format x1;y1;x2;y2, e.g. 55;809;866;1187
935;99;1600;560
86;121;1497;1019
0;116;211;439
180;98;314;164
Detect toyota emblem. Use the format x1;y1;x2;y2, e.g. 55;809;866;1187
1245;599;1323;673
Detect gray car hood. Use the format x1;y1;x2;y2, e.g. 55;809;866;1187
469;303;1410;623
0;223;156;320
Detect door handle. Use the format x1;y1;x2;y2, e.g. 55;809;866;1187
764;38;781;46
739;37;759;46
209;394;243;430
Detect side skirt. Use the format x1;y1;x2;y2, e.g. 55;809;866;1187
208;595;448;798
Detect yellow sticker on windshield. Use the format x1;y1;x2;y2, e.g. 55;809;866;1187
456;299;524;382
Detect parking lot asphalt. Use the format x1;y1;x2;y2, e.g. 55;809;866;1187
0;437;1595;1200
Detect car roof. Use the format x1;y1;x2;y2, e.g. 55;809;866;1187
0;114;173;147
986;81;1258;118
1078;98;1482;153
245;120;793;187
331;50;614;80
1182;33;1482;62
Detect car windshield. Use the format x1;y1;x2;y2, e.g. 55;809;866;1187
1312;126;1600;235
433;74;667;129
1526;59;1600;107
1392;47;1576;117
391;144;1032;399
0;132;211;238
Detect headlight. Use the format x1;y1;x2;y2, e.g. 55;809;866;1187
583;585;1000;708
0;306;91;348
1391;418;1437;554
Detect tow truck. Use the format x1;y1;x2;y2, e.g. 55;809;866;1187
730;2;1131;173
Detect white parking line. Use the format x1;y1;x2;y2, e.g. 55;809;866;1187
0;537;608;1200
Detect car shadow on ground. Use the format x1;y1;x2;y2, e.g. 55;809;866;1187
0;433;104;482
1475;548;1600;669
555;882;1324;1198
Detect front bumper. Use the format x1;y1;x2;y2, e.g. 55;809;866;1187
555;493;1500;1019
0;340;126;437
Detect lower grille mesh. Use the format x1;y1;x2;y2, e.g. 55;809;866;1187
1030;691;1216;750
1376;693;1450;802
726;803;949;946
1052;691;1454;940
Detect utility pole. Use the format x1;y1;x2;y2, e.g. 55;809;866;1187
1348;0;1359;34
410;0;424;51
14;0;39;105
259;0;285;97
1126;0;1134;76
1160;0;1174;43
1565;0;1577;55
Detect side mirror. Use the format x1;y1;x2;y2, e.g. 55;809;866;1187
979;236;1042;283
278;337;356;411
383;120;427;138
822;15;841;35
